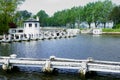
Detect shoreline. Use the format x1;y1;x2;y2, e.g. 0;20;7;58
102;32;120;35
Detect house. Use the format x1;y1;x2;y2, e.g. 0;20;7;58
9;17;40;40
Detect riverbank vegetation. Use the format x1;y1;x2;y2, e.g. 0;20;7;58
0;0;25;34
102;28;120;32
0;0;120;34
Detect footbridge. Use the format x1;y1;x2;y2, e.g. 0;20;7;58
0;54;120;75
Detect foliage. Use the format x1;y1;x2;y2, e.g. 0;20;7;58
101;0;113;28
15;10;32;27
109;5;120;27
83;2;94;28
102;28;120;32
35;0;114;29
0;0;25;34
0;0;119;34
83;0;113;28
46;6;84;28
35;10;49;27
113;24;120;29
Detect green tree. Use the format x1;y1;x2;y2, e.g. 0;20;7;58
49;6;83;28
16;10;32;27
0;0;25;34
100;0;113;28
84;2;94;28
109;5;120;28
36;10;49;27
92;1;104;28
84;0;113;28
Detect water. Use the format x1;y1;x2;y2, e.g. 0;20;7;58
0;34;120;80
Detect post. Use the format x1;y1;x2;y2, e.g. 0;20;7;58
10;54;17;59
79;61;88;78
42;60;53;73
2;59;12;71
19;35;21;40
8;34;11;41
14;34;16;40
3;34;6;40
50;56;56;60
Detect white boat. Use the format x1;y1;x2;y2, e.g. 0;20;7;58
92;29;102;35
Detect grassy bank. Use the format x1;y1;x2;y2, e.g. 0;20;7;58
102;28;120;32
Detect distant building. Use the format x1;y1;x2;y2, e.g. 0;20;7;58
75;21;113;28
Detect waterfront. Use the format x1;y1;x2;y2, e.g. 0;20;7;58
0;34;120;79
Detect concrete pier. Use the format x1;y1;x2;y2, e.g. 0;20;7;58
0;55;120;75
1;29;79;43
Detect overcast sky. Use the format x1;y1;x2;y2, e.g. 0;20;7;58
19;0;120;16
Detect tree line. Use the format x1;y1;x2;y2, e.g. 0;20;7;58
0;0;25;34
35;0;120;29
0;0;120;34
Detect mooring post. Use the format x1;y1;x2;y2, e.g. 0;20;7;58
10;54;17;59
42;60;53;73
79;61;88;76
2;58;12;71
50;56;56;60
8;34;11;41
18;35;21;40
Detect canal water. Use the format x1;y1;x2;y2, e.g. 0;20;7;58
0;34;120;80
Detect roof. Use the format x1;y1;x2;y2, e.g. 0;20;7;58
24;18;39;23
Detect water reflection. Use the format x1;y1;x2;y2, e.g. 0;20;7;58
0;71;119;80
0;43;12;56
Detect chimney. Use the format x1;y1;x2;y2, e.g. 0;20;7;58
36;16;39;21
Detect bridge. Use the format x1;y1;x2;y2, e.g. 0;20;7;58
0;54;120;75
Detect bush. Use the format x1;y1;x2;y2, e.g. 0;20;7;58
115;24;120;29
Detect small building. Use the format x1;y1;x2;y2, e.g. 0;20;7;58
92;28;102;35
23;18;40;39
9;17;41;40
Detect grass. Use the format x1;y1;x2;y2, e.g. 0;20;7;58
102;28;120;32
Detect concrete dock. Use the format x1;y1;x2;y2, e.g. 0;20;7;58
0;54;120;76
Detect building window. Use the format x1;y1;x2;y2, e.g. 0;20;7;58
12;30;16;33
29;23;32;27
18;30;23;33
35;24;37;27
25;24;26;27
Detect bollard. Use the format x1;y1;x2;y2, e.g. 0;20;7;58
87;57;94;62
42;60;53;73
79;61;88;77
50;56;55;60
2;59;12;71
10;54;17;59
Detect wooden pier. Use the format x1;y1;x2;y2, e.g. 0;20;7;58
0;54;120;75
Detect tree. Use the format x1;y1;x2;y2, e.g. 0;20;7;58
32;0;115;29
15;10;32;27
0;0;25;34
109;5;120;28
84;2;94;28
93;1;104;28
100;0;113;28
84;0;113;28
36;10;49;27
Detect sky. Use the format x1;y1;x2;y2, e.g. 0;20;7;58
19;0;120;16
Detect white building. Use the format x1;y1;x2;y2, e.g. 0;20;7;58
23;18;40;39
9;17;41;40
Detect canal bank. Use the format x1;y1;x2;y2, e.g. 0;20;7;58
102;32;120;35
